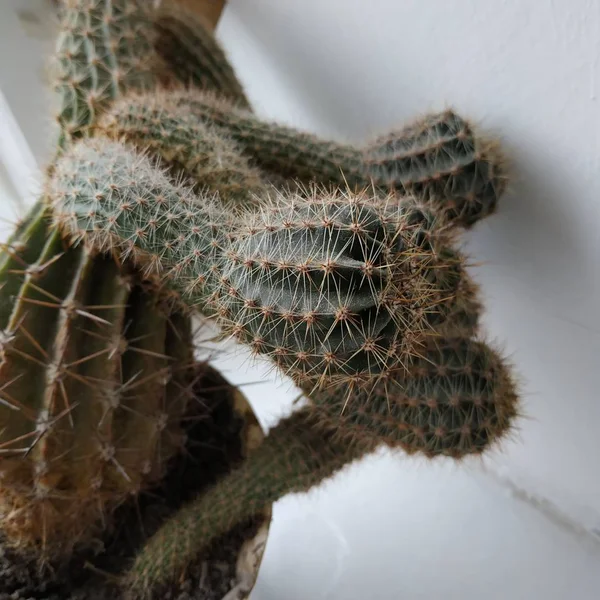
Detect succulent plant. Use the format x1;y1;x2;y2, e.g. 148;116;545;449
0;0;522;597
0;199;195;559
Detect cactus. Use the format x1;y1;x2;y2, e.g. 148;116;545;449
95;96;266;206
123;406;364;593
97;89;507;228
53;0;163;147
50;137;486;390
151;3;251;108
0;200;195;559
0;0;521;595
124;333;519;593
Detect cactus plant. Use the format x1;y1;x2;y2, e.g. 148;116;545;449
50;137;486;390
151;2;251;108
0;0;522;596
0;0;188;561
0;197;195;559
97;89;508;228
125;332;518;592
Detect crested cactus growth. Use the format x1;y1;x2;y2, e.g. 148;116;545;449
98;89;507;227
0;200;195;559
53;0;163;147
124;333;518;593
151;3;251;108
51;137;484;390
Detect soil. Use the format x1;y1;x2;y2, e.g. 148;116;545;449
0;364;264;600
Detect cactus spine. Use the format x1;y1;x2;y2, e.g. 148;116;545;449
0;200;195;558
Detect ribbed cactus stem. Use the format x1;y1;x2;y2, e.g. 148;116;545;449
95;98;266;206
310;336;519;458
152;3;251;108
54;0;162;147
0;199;195;559
102;89;507;227
51;138;481;390
50;138;226;309
123;406;367;595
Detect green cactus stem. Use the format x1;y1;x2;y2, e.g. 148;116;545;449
151;2;251;109
0;200;195;560
54;0;162;148
122;406;366;594
309;335;519;458
95;97;266;206
98;89;507;227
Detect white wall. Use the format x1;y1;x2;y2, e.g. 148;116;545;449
0;1;599;598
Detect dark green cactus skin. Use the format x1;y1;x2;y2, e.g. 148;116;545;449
106;89;507;228
0;200;194;558
151;3;251;109
54;0;160;147
123;406;365;593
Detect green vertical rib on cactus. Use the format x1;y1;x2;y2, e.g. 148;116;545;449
0;199;194;559
123;406;366;594
54;0;160;147
51;138;485;390
0;200;49;330
123;333;519;593
99;89;507;227
152;3;251;109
